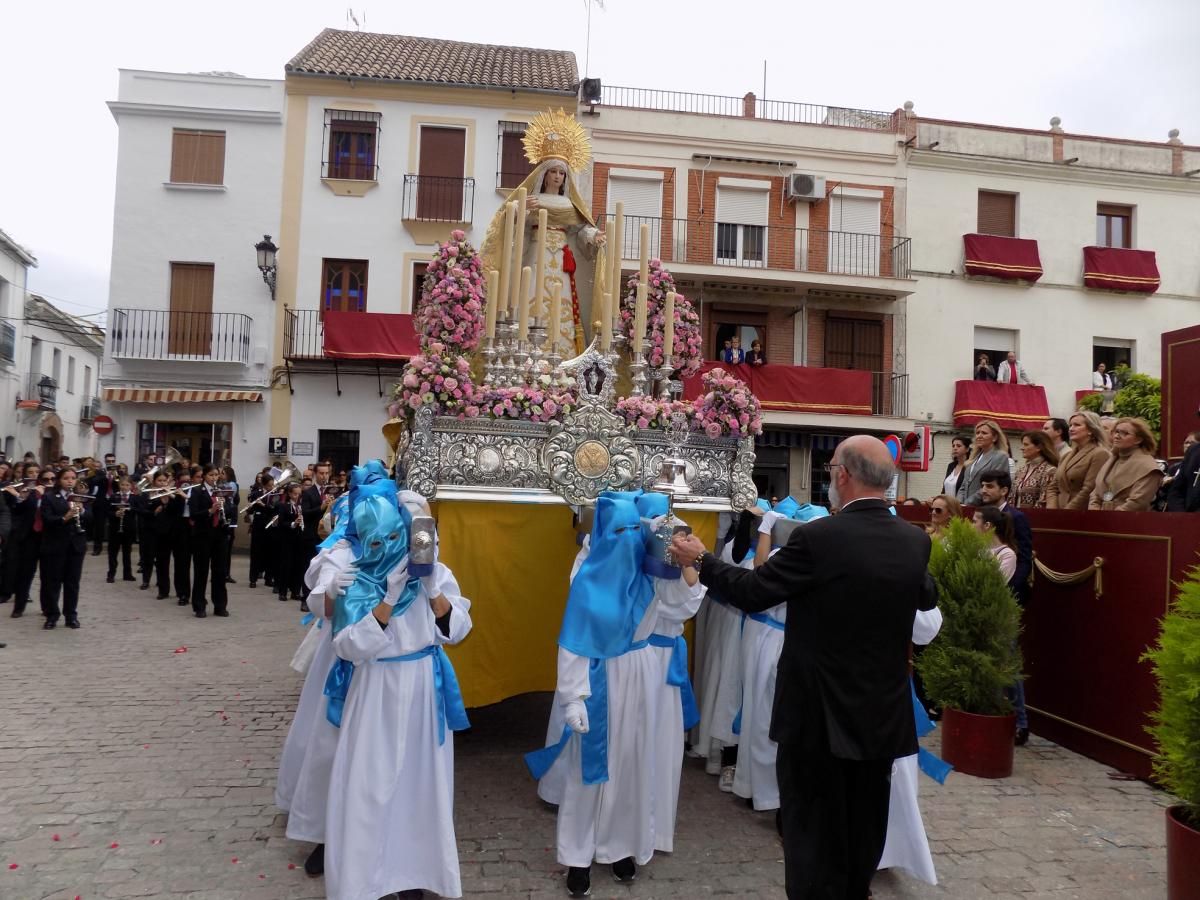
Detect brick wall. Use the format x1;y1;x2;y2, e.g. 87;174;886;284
686;169;797;268
765;305;795;364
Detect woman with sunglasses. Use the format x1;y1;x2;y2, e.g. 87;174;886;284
925;495;962;539
1089;417;1163;512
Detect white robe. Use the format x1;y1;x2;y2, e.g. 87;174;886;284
731;599;785;811
324;562;472;900
878;607;944;885
647;575;706;852
690;543;749;756
274;544;353;839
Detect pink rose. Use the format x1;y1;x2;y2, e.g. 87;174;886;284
705;422;723;439
403;372;419;388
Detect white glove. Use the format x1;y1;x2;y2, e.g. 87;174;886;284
385;556;410;593
331;564;359;594
564;699;589;734
758;510;783;534
420;574;440;598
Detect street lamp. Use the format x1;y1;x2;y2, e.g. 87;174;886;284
37;375;57;407
255;234;278;300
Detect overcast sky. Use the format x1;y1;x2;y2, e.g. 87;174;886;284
3;0;1197;320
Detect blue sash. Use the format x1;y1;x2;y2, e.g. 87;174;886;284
379;645;470;745
647;633;700;731
746;611;786;631
911;680;953;784
525;638;650;786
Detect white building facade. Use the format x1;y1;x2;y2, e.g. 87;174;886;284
102;69;284;474
0;229;38;462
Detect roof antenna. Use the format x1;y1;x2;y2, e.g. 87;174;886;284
583;0;605;78
346;7;364;30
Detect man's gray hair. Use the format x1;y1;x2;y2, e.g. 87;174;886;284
841;444;896;490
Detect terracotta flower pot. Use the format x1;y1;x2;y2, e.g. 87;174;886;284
940;707;1016;779
1167;805;1200;900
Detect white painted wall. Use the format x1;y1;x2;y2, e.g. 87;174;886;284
286;373;390;465
0;236;34;460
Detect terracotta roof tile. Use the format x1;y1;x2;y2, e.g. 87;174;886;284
286;29;578;93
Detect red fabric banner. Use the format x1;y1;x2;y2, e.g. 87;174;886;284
1082;246;1160;293
962;233;1044;281
322;311;420;360
952;380;1050;432
682;361;874;415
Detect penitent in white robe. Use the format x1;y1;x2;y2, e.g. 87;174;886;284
877;606;944;885
689;543;749;759
647;575;706;852
324;562;472;900
274;544;353;838
731;598;785;811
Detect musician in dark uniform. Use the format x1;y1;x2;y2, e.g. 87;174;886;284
105;476;138;583
169;473;193;606
246;474;275;589
188;465;229;618
88;454;118;556
274;481;307;603
39;467;93;629
136;471;174;598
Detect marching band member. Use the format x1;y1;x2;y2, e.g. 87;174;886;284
39;467;93;629
105;476;138;584
87;452;118;557
187;465;229;618
221;467;240;585
275;482;308;605
246;474;275;589
169;472;193;607
136;471;174;598
9;465;53;618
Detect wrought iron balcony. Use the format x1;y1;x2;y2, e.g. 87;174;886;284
599;215;911;280
109;309;252;363
401;174;475;223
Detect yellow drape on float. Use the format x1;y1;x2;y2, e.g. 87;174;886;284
435;500;718;709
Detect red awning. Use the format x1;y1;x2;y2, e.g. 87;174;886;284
953;380;1051;432
1082;246;1160;293
322;311;420;360
683;361;874;415
963;233;1044;282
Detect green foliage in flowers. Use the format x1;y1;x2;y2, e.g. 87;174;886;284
916;517;1023;716
1078;367;1161;438
1142;565;1200;825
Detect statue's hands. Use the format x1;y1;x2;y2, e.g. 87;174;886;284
564;699;589;734
526;196;540;212
594;232;607;247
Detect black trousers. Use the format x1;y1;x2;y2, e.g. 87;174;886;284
40;546;85;623
141;530;172;593
776;743;892;900
91;507;108;553
276;531;306;599
107;525;136;578
13;532;41;608
191;529;229;614
0;532;27;598
172;529;191;600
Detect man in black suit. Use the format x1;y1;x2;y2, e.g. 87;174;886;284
1166;438;1200;511
672;436;935;900
300;460;333;563
187;466;229;618
88;453;118;556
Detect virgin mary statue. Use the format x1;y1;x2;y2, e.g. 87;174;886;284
482;109;606;356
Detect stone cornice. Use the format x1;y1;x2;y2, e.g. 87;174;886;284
107;101;282;125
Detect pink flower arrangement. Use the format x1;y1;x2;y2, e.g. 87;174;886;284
618;260;703;376
413;230;486;354
615;396;694;431
395;345;484;419
692;368;763;438
475;383;578;424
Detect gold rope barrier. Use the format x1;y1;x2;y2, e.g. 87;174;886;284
1032;553;1105;599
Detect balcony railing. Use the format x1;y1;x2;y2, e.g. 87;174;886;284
599;215;911;279
22;373;57;410
284;308;325;360
80;397;101;422
873;372;909;417
402;174;475;223
596;86;897;131
109;309;252;363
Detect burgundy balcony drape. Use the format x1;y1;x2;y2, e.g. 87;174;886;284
322;311;420;359
962;233;1044;282
952;380;1050;432
1082;246;1160;293
683;361;874;415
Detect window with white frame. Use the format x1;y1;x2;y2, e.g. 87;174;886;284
828;190;881;276
716;181;769;267
67;356;76;394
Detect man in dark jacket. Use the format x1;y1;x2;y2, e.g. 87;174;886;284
1166;439;1200;512
673;435;936;900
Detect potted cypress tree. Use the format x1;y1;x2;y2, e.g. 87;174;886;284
917;516;1023;778
1142;564;1200;899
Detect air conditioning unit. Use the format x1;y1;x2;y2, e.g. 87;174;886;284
785;173;826;202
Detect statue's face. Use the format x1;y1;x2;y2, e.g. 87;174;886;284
544;167;566;192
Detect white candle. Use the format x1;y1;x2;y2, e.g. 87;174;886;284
638;222;650;291
497;202;516;321
549;281;563;352
634;282;648;349
663;291;675;360
518;266;532;341
611;201;624;312
596;245;610;351
485;269;500;339
510;188;528;312
533;208;548;323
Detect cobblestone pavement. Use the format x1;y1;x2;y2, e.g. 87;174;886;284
0;553;1172;899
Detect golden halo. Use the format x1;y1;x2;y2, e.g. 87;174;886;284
522;108;590;173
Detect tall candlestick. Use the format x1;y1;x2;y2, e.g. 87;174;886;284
597;245;611;351
533;208;548;323
549;281;563;352
634;282;648;348
663;291;675;360
485;269;500;340
518;266;532;341
497;202;516;321
638;222;650;291
611;201;624;309
510;188;528;312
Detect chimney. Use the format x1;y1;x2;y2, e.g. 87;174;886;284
743;92;756;119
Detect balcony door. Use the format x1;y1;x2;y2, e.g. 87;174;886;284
829;193;880;276
321;259;368;318
417;126;466;221
168;263;214;356
608;174;663;260
715;184;768;268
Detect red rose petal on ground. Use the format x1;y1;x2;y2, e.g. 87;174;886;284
287;863;296;870
231;857;238;864
109;842;119;849
258;874;265;879
52;834;60;841
150;839;162;845
143;745;150;749
8;863;17;869
173;646;187;654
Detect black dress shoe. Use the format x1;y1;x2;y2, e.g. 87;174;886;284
66;619;80;629
304;843;324;877
299;600;310;613
213;609;229;617
91;550;102;556
611;856;636;883
11;608;23;619
1015;727;1030;747
177;598;190;606
157;593;170;600
43;620;57;629
194;610;207;618
140;583;151;591
248;581;257;589
278;594;289;602
123;575;136;582
225;576;236;584
397;891;424;899
566;865;591;897
106;574;115;583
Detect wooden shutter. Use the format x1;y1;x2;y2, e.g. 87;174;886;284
170;130;225;185
411;262;429;313
825;316;883;371
829;193;881;275
418;127;467;220
499;126;532;188
977;191;1016;237
168;263;214;356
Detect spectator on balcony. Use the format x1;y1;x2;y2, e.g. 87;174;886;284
996;352;1033;386
956;421;1010;506
1089;418;1163;512
1014;431;1059;509
943;436;971;498
1045;411;1109;510
1092;362;1114;391
723;336;746;365
973;353;996;381
745;339;766;367
1042;418;1070;459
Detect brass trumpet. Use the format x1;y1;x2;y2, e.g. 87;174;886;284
237;464;299;515
143;482;202;500
136;447;184;491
